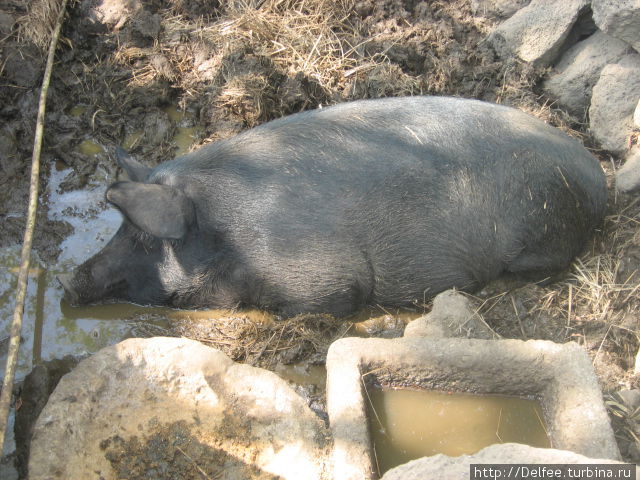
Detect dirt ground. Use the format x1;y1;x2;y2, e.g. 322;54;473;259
101;420;282;480
1;0;639;469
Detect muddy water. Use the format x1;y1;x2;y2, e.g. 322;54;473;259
122;107;201;156
1;104;203;381
77;139;104;157
367;387;550;475
275;363;327;388
163;105;202;156
0;166;145;384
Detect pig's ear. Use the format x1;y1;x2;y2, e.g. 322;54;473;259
115;147;152;182
106;181;195;240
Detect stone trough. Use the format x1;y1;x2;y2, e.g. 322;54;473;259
326;335;621;480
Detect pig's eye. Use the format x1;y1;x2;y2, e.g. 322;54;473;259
105;279;127;294
132;230;160;254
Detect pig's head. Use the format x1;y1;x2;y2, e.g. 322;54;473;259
57;179;201;306
58;149;222;308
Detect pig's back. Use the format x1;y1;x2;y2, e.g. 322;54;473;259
154;96;607;311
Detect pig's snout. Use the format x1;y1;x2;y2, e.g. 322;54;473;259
57;273;80;305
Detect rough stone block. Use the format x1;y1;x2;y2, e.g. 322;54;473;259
592;0;640;53
404;289;497;339
487;0;590;66
381;444;638;480
590;54;640;155
543;30;631;117
616;149;640;193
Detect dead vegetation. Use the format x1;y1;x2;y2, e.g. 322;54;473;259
99;0;556;130
172;312;351;368
16;0;64;49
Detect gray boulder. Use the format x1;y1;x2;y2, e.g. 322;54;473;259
590;54;640;155
29;337;329;480
592;0;640;53
616;149;640;193
487;0;590;66
0;10;14;36
544;30;631;117
381;444;639;480
404;289;497;339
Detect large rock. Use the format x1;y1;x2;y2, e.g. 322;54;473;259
29;337;329;480
590;54;640;155
592;0;640;54
487;0;590;66
404;289;497;339
616;149;640;193
544;30;631;117
0;10;15;36
381;444;639;480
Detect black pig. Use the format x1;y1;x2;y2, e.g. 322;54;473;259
58;96;607;317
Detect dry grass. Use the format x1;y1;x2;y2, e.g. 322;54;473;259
172;312;351;367
561;199;640;326
220;0;358;88
17;0;67;50
108;0;523;109
605;390;640;458
114;0;361;90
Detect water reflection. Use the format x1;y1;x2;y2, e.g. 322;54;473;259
0;166;147;382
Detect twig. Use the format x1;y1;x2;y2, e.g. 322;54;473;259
495;408;503;443
565;284;572;338
510;295;527;339
593;324;613;365
0;0;69;446
176;446;214;480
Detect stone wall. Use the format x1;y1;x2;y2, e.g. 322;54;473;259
486;0;640;191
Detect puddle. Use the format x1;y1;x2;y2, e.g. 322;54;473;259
77;139;104;157
68;105;87;117
0;167;138;385
275;363;327;389
163;105;202;156
122;130;144;151
173;126;200;156
163;105;188;123
367;387;550;475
